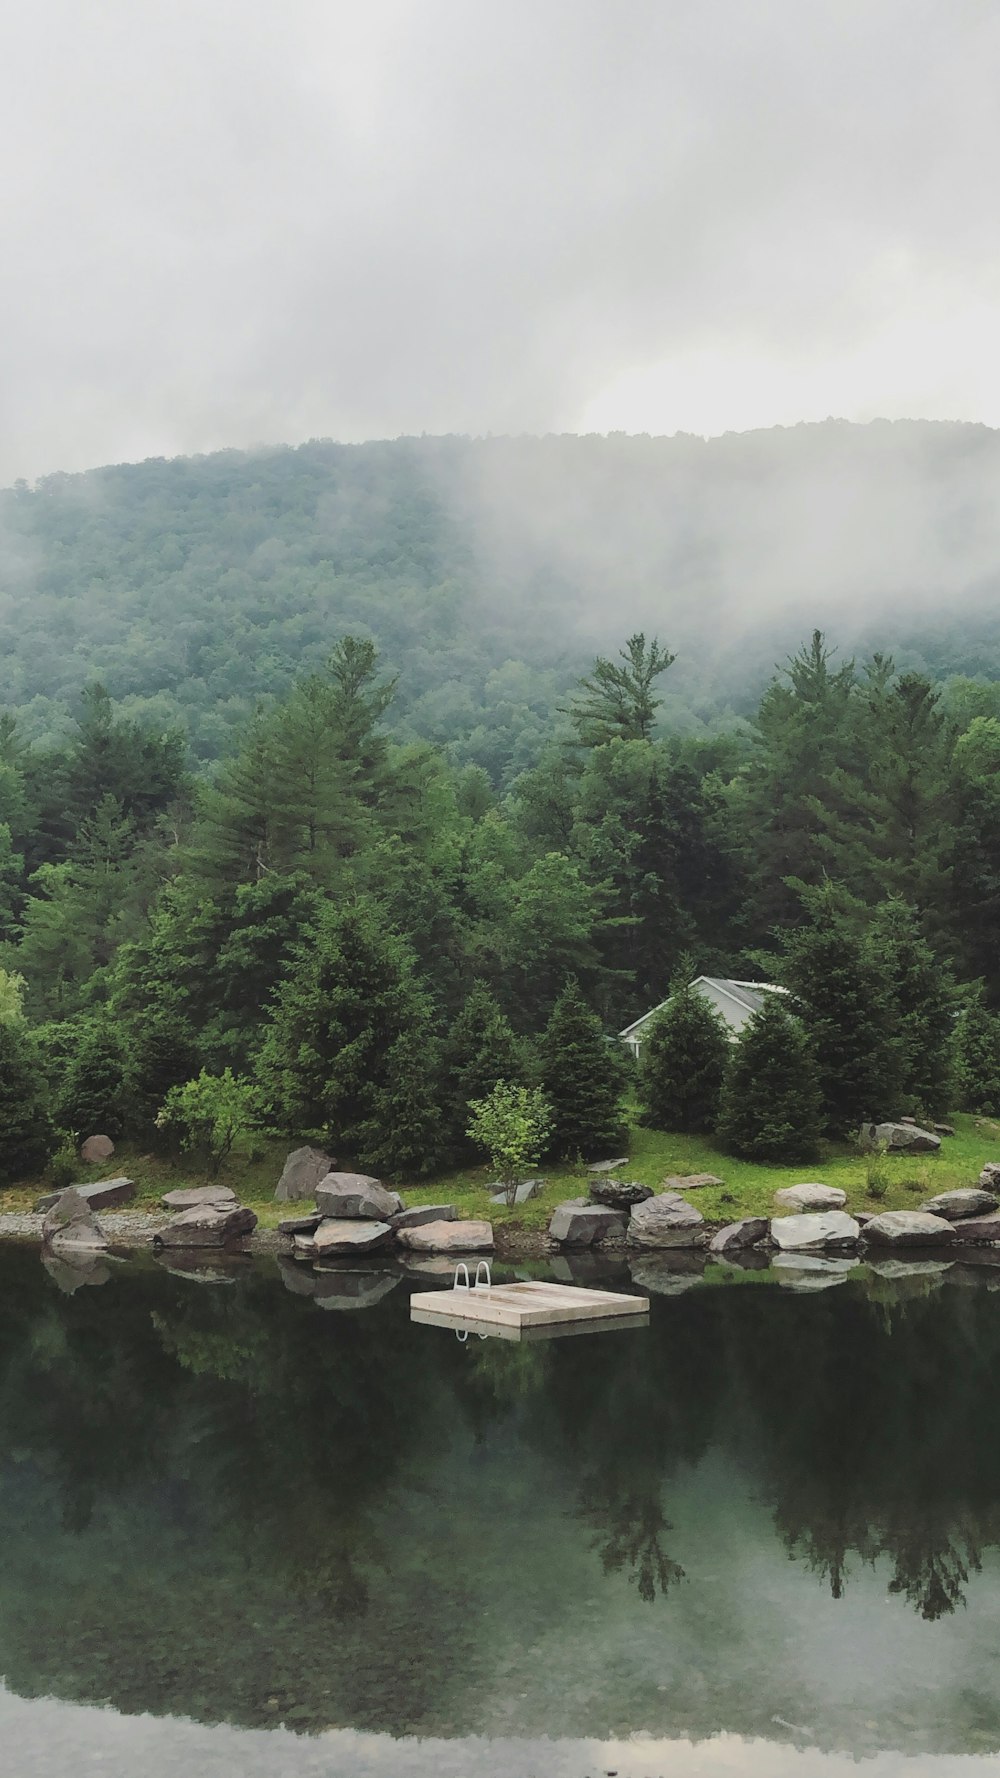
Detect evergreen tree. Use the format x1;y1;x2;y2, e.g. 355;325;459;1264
867;900;955;1118
779;881;901;1135
567;633;675;746
442;982;526;1157
954;996;1000;1114
127;1004;202;1137
55;1017;130;1139
538;978;626;1159
637;978;730;1133
717;996;823;1162
0;1020;55;1183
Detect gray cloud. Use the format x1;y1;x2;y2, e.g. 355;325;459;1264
3;0;1000;481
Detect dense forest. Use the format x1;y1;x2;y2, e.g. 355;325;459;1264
4;423;1000;1182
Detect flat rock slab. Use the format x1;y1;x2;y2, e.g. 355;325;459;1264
277;1211;325;1235
488;1180;543;1206
946;1213;1000;1243
548;1200;626;1247
627;1192;707;1249
315;1174;402;1220
587;1157;630;1174
934;1123;956;1136
312;1219;393;1256
588;1178;653;1209
154;1204;258;1248
161;1186;238;1211
862;1210;955;1246
79;1134;115;1163
274;1145;336;1203
396;1219;494;1254
770;1211;860;1252
860;1122;941;1154
921;1189;998;1221
661;1174;723;1191
710;1217;770;1254
774;1184;847;1212
36;1177;135;1214
390;1204;457;1229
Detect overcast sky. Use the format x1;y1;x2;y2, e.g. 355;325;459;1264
3;0;1000;482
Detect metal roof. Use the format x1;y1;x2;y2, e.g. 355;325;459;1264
619;976;787;1039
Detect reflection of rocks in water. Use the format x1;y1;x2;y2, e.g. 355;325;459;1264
550;1250;629;1286
708;1247;772;1273
397;1254;467;1279
771;1253;856;1290
276;1253;323;1296
153;1248;246;1284
629;1253;706;1295
41;1250;112;1295
312;1268;399;1311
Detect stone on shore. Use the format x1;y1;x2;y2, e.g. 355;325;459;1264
709;1217;770;1254
390;1204;457;1230
395;1219;494;1253
946;1213;1000;1243
154;1204;257;1248
920;1189;998;1221
773;1183;846;1212
274;1145;336;1203
548;1200;626;1247
979;1162;1000;1190
861;1210;955;1246
627;1192;708;1249
277;1211;325;1235
859;1121;941;1154
41;1187;109;1251
161;1185;238;1211
770;1211;860;1252
661;1173;724;1191
587;1156;629;1174
488;1180;543;1206
588;1178;653;1209
311;1219;393;1256
35;1177;135;1214
934;1123;956;1136
315;1173;402;1220
79;1134;115;1164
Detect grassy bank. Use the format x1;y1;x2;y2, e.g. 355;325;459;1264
5;1113;1000;1232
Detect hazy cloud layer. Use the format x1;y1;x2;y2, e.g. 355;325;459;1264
3;0;1000;480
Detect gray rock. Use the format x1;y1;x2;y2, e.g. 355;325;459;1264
312;1269;400;1310
946;1213;1000;1243
488;1179;543;1206
934;1123;956;1136
395;1219;495;1253
161;1185;238;1211
79;1134;115;1163
153;1204;258;1248
315;1173;403;1220
861;1210;955;1246
41;1250;112;1293
274;1145;336;1203
627;1192;708;1249
277;1211;325;1235
588;1178;653;1209
709;1217;770;1254
587;1156;630;1173
859;1121;941;1154
41;1188;109;1251
770;1211;860;1251
548;1200;626;1247
773;1183;847;1212
390;1203;458;1229
291;1233;318;1258
661;1173;724;1191
980;1162;1000;1190
311;1218;393;1256
35;1177;135;1214
921;1189;998;1221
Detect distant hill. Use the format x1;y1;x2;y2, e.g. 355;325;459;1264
3;420;1000;776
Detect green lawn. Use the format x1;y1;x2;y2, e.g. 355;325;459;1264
6;1113;1000;1232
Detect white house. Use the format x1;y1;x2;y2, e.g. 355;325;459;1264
619;976;788;1059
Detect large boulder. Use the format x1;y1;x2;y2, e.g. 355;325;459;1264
773;1183;846;1212
980;1162;1000;1190
921;1189;998;1221
861;1210;955;1246
35;1177;135;1214
709;1217;770;1254
79;1134;114;1164
41;1188;108;1251
274;1145;336;1203
390;1204;457;1230
627;1192;708;1249
161;1185;237;1211
312;1219;393;1256
945;1213;1000;1243
661;1173;724;1191
588;1178;653;1209
548;1200;626;1247
315;1173;402;1220
859;1122;941;1155
770;1211;860;1252
395;1219;494;1253
154;1204;257;1249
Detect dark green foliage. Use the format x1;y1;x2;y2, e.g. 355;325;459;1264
0;1021;55;1183
567;633;675;746
127;1008;202;1139
717;997;823;1162
441;982;526;1158
868;900;955;1119
54;1017;129;1139
538;979;626;1160
637;981;730;1134
954;998;1000;1115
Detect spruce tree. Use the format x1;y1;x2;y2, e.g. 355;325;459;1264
127;1004;201;1138
55;1016;129;1139
638;980;730;1133
442;982;526;1158
717;996;823;1162
538;978;626;1159
0;1020;55;1183
954;997;1000;1114
867;899;955;1118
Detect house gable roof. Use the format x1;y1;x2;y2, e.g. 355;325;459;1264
619;976;787;1039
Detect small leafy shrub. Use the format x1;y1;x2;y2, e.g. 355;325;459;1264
156;1069;258;1175
466;1081;553;1207
47;1136;78;1192
864;1145;891;1200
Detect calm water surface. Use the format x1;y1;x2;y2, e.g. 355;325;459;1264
3;1241;1000;1776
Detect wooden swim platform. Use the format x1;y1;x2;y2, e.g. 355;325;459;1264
410;1277;649;1335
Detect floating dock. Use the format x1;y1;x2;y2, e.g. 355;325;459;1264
410;1278;649;1338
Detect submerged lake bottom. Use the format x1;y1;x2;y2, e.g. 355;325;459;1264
3;1240;1000;1776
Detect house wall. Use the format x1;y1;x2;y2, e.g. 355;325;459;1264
623;980;762;1058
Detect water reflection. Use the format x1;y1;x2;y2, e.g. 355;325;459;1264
2;1244;1000;1756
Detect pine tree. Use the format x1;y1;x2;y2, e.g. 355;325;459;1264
442;982;526;1157
128;1005;202;1137
0;1020;55;1183
55;1017;129;1139
637;980;730;1133
867;900;955;1118
954;997;1000;1114
538;978;626;1159
717;996;823;1162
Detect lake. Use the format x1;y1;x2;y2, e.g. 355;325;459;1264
2;1240;1000;1776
